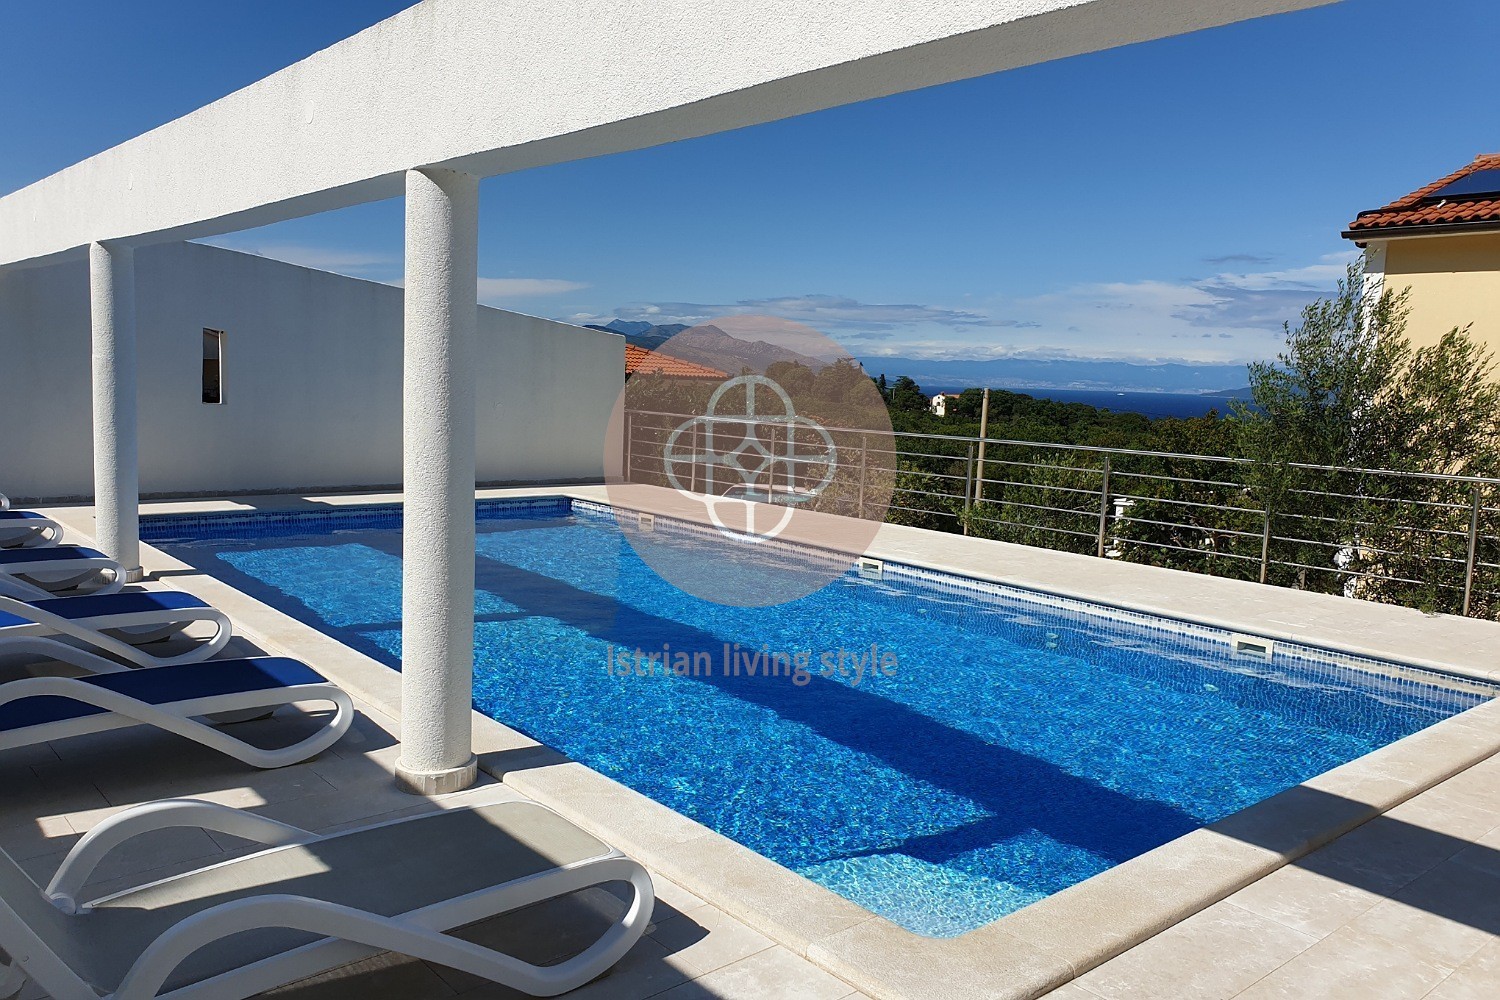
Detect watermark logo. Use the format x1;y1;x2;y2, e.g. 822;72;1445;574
604;641;899;688
663;375;837;542
604;316;896;607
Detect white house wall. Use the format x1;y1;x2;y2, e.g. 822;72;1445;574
0;242;622;500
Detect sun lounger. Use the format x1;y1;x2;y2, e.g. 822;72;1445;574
0;798;653;999
0;547;124;596
0;594;232;669
0;510;63;550
0;656;352;770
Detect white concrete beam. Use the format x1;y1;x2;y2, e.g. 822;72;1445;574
88;242;142;580
0;0;1337;269
395;168;480;795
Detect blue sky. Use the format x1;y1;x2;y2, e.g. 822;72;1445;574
3;0;1497;365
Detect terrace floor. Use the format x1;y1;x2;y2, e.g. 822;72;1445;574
2;671;870;1000
8;487;1499;1000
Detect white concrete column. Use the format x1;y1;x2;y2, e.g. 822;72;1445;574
88;241;142;581
395;167;480;795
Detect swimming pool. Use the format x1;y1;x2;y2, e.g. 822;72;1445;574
144;497;1496;937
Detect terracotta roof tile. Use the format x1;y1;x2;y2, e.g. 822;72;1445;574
1346;153;1500;237
624;343;728;380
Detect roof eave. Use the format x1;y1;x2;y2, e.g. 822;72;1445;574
1342;219;1500;243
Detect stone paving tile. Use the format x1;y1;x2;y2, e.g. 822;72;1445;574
651;946;855;1000
649;873;708;921
1298;814;1469;897
0;814;77;864
2;742;59;768
1449;824;1500;878
1037;986;1101;1000
1230;926;1453;999
1424;939;1500;1000
450;935;691;1000
1073;902;1316;1000
1225;862;1388;939
1346;861;1500;974
0;762;110;829
307;743;404;789
649;899;776;978
1383;788;1500;842
262;951;457;1000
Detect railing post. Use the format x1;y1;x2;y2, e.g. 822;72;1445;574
767;422;778;502
1463;484;1482;617
857;434;869;519
689;419;699;494
974;389;990;507
963;442;976;536
1095;455;1112;558
1260;506;1273;585
624;410;634;483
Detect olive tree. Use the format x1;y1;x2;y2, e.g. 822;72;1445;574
1234;259;1500;614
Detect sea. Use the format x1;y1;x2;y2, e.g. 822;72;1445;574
927;387;1248;420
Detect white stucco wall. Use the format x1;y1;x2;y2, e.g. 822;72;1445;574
0;0;1336;269
0;242;622;500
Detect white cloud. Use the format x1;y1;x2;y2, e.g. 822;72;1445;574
198;240;395;275
571;253;1350;363
477;277;588;303
575;294;988;332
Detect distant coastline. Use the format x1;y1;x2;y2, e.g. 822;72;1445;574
923;386;1250;420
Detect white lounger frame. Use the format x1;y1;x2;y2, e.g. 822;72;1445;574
0;668;353;768
1;799;654;1000
0;595;232;669
0;550;123;596
0;513;63;549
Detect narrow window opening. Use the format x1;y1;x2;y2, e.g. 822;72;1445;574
202;329;225;404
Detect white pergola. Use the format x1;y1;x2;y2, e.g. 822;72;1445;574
0;0;1336;794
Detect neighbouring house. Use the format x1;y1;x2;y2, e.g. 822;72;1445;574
930;392;957;417
1345;153;1500;357
623;343;728;381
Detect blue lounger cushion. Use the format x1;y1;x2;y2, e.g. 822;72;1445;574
0;592;213;630
0;657;328;733
0;511;50;523
0;546;109;566
26;591;210;621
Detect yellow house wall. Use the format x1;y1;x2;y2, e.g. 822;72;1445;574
1381;232;1500;354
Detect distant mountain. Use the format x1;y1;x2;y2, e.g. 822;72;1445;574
858;356;1251;394
583;321;690;352
661;325;830;374
586;321;830;373
601;320;683;338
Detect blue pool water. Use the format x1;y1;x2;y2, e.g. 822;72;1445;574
145;499;1493;937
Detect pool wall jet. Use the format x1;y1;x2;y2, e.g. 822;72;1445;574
45;486;1500;1000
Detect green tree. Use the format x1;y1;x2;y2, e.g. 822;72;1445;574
765;360;816;398
813;358;871;406
964;455;1102;555
1234;259;1500;611
887;376;930;414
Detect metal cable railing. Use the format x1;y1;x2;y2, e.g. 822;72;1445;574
620;409;1500;619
